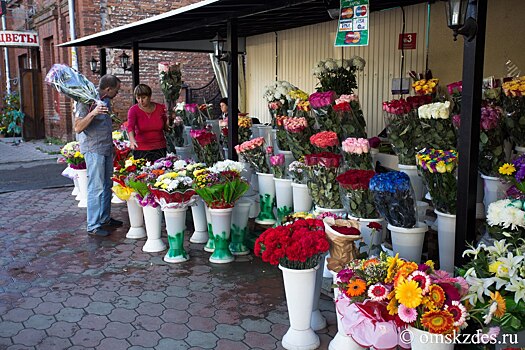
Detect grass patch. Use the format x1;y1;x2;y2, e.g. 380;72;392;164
36;146;61;155
45;137;66;146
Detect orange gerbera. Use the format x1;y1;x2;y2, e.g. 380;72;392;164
152;169;165;176
428;285;446;309
490;291;506;318
421;310;455;334
394;261;418;287
345;279;367;297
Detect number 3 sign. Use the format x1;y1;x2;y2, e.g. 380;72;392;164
398;33;417;50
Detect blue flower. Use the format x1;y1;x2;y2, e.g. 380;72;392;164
369;171;411;193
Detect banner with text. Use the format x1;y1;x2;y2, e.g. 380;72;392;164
0;31;39;48
334;0;369;47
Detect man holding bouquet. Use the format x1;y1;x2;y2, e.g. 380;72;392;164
74;74;123;237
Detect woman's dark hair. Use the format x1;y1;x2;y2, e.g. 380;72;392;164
134;84;152;97
219;97;228;106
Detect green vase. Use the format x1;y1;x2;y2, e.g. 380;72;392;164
255;172;276;225
163;207;189;263
203;203;215;252
229;199;252;255
208;208;234;264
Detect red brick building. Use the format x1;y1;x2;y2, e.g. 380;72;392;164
1;0;214;140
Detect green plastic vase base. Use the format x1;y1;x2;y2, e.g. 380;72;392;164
276;205;292;226
209;232;234;263
165;232;189;263
257;193;276;224
229;242;250;255
230;225;250;255
204;223;215;252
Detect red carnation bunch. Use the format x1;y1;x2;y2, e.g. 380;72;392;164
254;219;329;269
336;169;376;190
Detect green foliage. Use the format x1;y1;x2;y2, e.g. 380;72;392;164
0;92;24;136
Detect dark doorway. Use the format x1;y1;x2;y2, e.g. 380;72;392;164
20;69;45;140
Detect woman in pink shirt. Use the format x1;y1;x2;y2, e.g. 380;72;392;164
127;84;168;162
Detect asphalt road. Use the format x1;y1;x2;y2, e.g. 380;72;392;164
0;160;71;193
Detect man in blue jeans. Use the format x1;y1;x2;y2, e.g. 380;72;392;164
74;74;123;237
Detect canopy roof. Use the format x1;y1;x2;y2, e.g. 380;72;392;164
60;0;430;51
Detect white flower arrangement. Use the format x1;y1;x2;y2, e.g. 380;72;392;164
263;80;296;103
311;56;366;77
417;101;451;119
153;172;193;192
209;160;245;174
487;199;525;231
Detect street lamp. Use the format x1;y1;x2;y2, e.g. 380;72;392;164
118;50;132;72
445;0;477;41
210;33;230;62
89;57;99;74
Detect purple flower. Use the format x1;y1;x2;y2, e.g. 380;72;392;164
185;103;198;114
309;91;336;108
270;154;285;166
336;269;354;283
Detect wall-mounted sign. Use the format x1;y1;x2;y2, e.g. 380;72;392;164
0;31;39;48
398;33;417;50
334;0;369;47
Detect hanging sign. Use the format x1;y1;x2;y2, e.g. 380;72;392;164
398;33;417;50
0;31;39;48
334;0;369;47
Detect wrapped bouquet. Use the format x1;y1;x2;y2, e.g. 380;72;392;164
341;137;373;170
59;141;86;170
416;148;458;215
486;199;525;241
312;57;365;95
499;154;525;198
418;101;457;150
270;153;285;179
283;117;313;161
310;130;339;154
234;137;270;174
305;152;343;209
502;76;525;147
288;161;308;184
190;128;222;166
158;62;182;114
309;91;339;134
335;94;367;139
337;169;378;219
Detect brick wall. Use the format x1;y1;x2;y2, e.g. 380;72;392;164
1;0;214;141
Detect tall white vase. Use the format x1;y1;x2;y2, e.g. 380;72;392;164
398;164;425;201
76;169;88;208
190;199;208;244
142;205;166;253
209;208;235;264
388;222;428;263
515;145;525;156
311;257;327;331
230;199;252;256
163;207;189;263
257;125;273;149
329;271;367;350
274;178;293;223
175;146;193;161
347;215;385;256
72;176;79;197
408;326;454;350
481;174;511;215
291;182;313;213
255;172;276;225
183;126;193;147
241;162;255;196
279;265;320;350
126;194;147;239
435;210;456;274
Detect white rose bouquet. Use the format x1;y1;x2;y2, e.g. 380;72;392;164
418;101;457;150
312;56;365;96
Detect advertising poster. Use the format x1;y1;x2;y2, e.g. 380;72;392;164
334;0;369;47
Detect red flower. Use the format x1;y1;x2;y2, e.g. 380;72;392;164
367;222;383;230
331;226;360;235
304;152;342;168
336;169;375;190
310;131;339;148
333;101;351;112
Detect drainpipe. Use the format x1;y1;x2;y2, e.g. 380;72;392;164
2;13;11;94
68;0;78;71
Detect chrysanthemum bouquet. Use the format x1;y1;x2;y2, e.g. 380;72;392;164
269;153;285;179
499;154;525;198
310;130;339;154
190;128;222;166
502;76;525;147
193;160;249;209
416;149;458;215
312;57;365;96
309;91;340;134
150;170;196;209
288;161;308;184
234;137;270;174
369;171;417;228
254;218;329;269
304;152;343;209
283;117;313;161
334;94;367;139
460;238;525;333
486;199;525;241
288;88;310;118
60;141;86;169
383;96;430;165
418;101;457;150
337;169;378;219
341;137;373;170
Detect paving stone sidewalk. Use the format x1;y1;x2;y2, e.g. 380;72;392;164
0;187;337;349
0;138;61;165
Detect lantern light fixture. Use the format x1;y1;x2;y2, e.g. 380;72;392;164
210;33;230;62
89;57;99;74
118;51;132;72
444;0;478;41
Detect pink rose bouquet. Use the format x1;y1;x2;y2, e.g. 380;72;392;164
283;117;313;160
341;137;373;170
309;91;340;134
234;137;270;173
270;153;286;179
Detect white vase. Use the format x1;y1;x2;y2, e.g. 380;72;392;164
291;182;313;213
435;210;456;274
515;145;525;155
388;222;428;263
142;205;166;252
316;207;346;215
183;126;193;147
206;119;221;141
255;172;276;225
329;271;367;350
72;176;79;197
311;257;327;331
257;125;273;149
398;164;425;201
126;194;147;239
190;199;208;244
347;215;385;256
369;148;379;168
416;201;429;223
408;326;454;350
279;265;320;350
175;146;193;161
204;203;215;252
230;199;252;256
209;208;235;264
481;174;511;215
163;207;189;263
274;178;293;223
111;180;126;204
244;193;260;218
75;169;88;208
